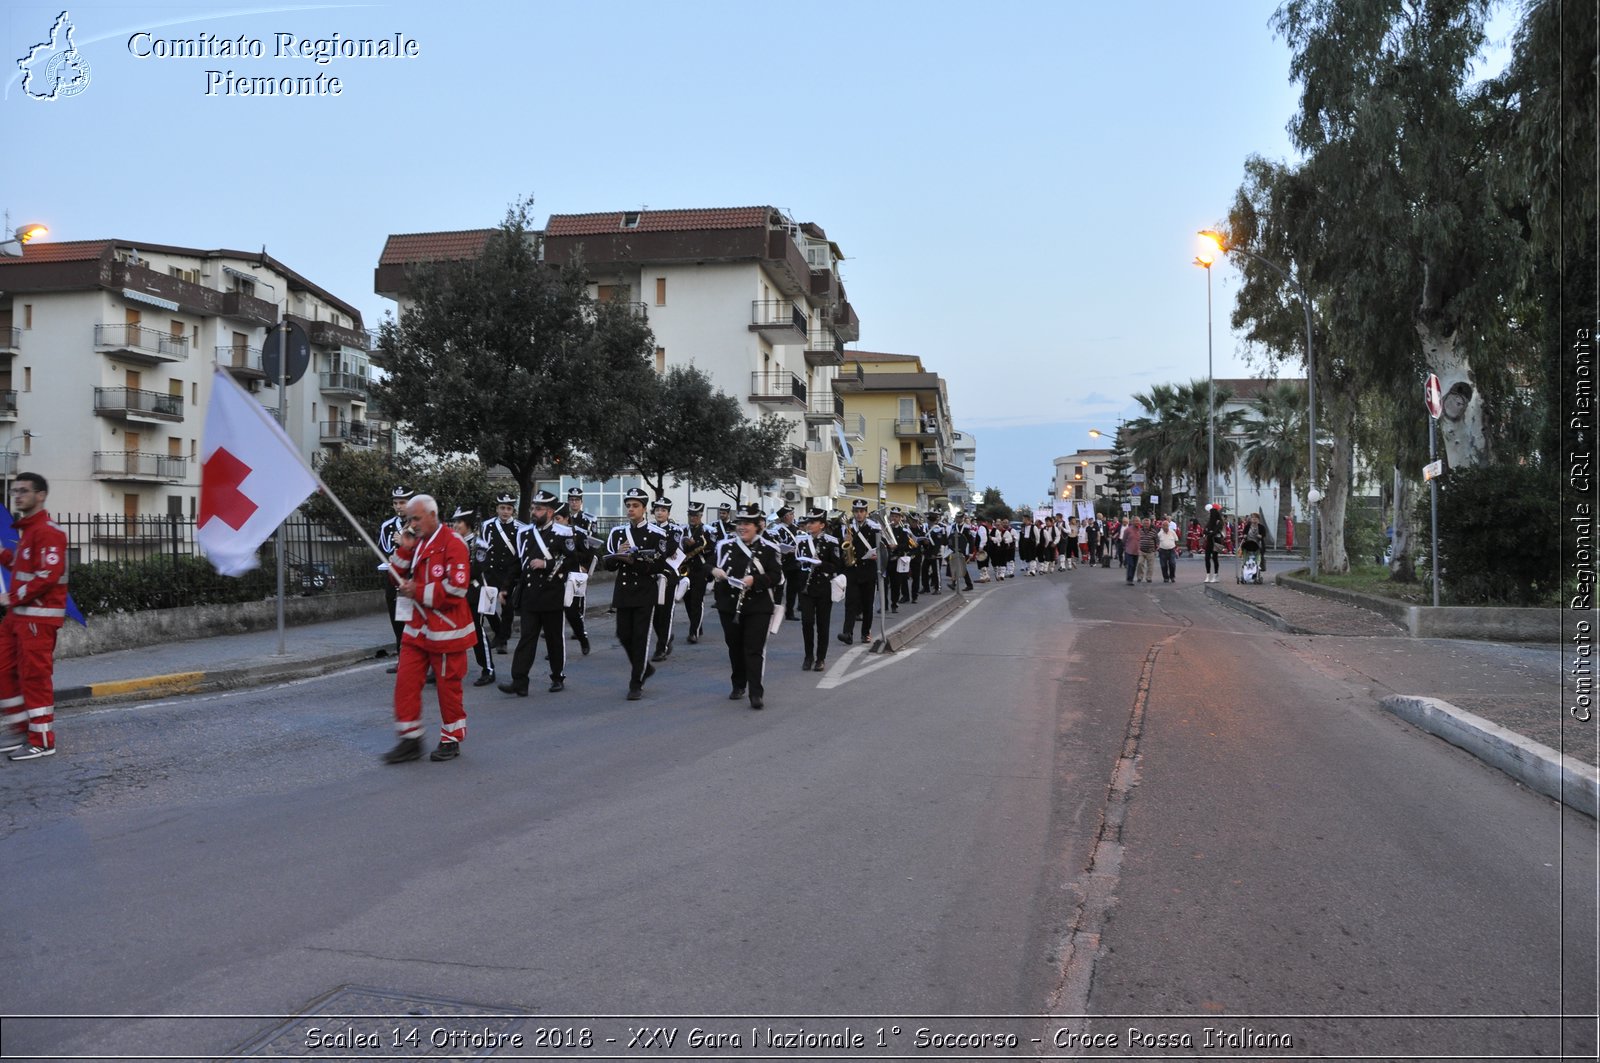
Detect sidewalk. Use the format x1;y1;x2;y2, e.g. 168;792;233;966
1207;577;1595;816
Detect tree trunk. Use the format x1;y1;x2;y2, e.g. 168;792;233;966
1277;474;1293;547
1388;470;1417;582
1317;395;1354;574
1417;321;1490;470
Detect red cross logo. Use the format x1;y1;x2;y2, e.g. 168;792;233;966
199;447;258;530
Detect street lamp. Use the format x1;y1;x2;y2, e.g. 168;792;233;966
1199;229;1319;578
0;224;48;258
1193;251;1217;515
1;430;35;503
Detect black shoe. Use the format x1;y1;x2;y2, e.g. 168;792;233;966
473;672;495;687
785;612;799;622
497;681;528;697
890;606;899;614
813;657;826;672
429;741;460;762
729;687;746;700
837;632;852;645
802;656;813;671
548;679;565;693
627;687;642;701
382;737;422;764
686;633;699;644
749;695;764;710
650;650;668;662
491;640;508;652
643;663;656;681
385;663;399;674
579;636;591;655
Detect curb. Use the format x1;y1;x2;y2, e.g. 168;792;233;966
56;644;393;706
1379;695;1599;819
1202;583;1314;635
874;589;968;653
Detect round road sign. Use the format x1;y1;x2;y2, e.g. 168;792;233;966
1424;373;1443;419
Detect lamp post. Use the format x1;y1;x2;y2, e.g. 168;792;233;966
1193;253;1217;512
1199;229;1318;578
0;223;48;258
1;430;35;504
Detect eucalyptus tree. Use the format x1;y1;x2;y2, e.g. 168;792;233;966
1241;381;1306;542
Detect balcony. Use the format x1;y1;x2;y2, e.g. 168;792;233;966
831;361;865;390
941;462;966;486
320;420;373;447
893;418;939;441
841;413;866;439
221;290;278;328
763;229;814;297
216;344;265;380
749;370;806;409
93;387;185;424
0;327;19;355
842;466;863;488
319;371;369;400
0;391;15;421
893;463;943;485
304;318;371;350
804;327;843;368
832;297;860;342
749;300;807;343
0;452;16;476
93;451;187;482
95;323;190;365
805;390;845;426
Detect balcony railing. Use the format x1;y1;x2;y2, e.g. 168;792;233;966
749;371;806;407
0;452;16;476
893;417;940;440
786;446;807;473
306;319;371;350
93;387;186;423
221;290;278;328
94;324;190;363
841;413;866;439
320;420;373;446
805;391;845;423
319;371;370;399
893;463;943;484
842;466;863;488
0;327;19;354
804;327;844;367
216;344;265;378
749;300;807;341
93;451;188;481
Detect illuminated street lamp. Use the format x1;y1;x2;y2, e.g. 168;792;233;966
1193;250;1217;516
1199;228;1319;577
0;224;48;258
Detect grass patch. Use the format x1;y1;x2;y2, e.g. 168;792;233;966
1303;565;1432;605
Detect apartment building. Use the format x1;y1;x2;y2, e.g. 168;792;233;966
832;351;961;514
0;238;380;518
1051;448;1113;505
376;206;865;514
949;427;977;510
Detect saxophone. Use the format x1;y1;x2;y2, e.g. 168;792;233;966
843;521;857;567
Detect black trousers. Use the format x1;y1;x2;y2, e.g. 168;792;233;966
510;607;564;684
652;586;676;653
718;608;770;697
799;594;832;661
1204;545;1221;574
783;566;802;617
471;607;495;677
842;566;877;638
384;581;403;652
564;594;588;639
615;604;656;691
921;554;940;593
889;567;910;606
486;575;516;645
684;575;710;638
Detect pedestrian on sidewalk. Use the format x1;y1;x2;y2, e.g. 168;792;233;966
383;494;476;764
1121;517;1141;584
1156;519;1179;582
0;473;67;761
1203;505;1225;582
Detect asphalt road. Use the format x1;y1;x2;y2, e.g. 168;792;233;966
0;565;1591;1061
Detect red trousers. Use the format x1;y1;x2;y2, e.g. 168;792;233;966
393;642;468;745
0;617;58;751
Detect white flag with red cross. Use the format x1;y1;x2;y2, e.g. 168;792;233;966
196;367;318;576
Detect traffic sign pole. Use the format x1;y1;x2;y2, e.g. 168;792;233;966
1426;374;1440;607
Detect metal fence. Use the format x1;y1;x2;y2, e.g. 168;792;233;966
53;512;387;614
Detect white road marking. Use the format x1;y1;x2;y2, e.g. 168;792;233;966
815;646;921;690
924;592;989;640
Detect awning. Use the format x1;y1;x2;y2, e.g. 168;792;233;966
221;266;255;279
122;288;179;312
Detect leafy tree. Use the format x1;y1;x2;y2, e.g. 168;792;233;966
371;195;657;522
698;413;793;507
1124;383;1179;510
1241;380;1307;543
977;486;1014;522
1166;378;1245;505
306;449;494;535
1103;430;1134;509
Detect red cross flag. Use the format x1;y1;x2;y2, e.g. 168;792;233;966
196;367;319;575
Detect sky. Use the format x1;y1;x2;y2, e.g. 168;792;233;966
3;0;1521;509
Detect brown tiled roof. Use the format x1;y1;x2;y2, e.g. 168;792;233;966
850;351;921;363
0;239;110;265
378;229;494;266
545;207;773;237
1217;376;1307;402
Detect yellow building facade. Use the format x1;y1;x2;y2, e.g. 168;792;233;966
832;352;962;514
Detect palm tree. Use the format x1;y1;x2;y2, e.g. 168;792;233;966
1167;378;1243;507
1242;381;1306;538
1123;383;1179;511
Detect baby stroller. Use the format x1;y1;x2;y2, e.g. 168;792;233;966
1237;549;1265;584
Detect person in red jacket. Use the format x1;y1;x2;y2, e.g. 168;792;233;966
382;494;477;764
0;473;68;761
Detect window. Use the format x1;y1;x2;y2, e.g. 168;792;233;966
898;398;915;421
655;347;666;375
622;212;640;229
596;284;617;304
1095;465;1104;475
22;305;31;329
168;495;183;517
192;382;199;404
655;277;666;306
190;439;197;458
22;367;30;393
543;475;644;520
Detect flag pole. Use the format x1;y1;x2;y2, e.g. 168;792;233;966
274;313;289;657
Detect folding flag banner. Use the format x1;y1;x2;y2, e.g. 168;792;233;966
0;507;85;625
195;367;318;576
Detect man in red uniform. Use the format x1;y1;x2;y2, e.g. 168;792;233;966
0;473;68;761
382;494;477;764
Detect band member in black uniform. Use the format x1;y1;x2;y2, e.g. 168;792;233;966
794;508;842;671
769;506;803;621
679;501;716;643
479;492;523;652
921;511;945;595
837;499;881;645
553;502;593;655
712;509;782;709
604;487;677;700
886;507;914;612
379;485;412;673
448;507;498;687
957;514;979;590
496;490;576;695
902;510;922;604
709;502;735;542
565;487;597;539
648;497;684;662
